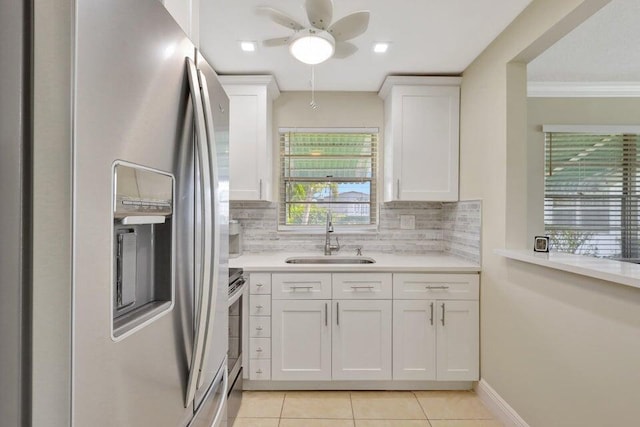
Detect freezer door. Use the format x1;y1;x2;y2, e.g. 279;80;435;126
190;363;228;427
73;0;197;425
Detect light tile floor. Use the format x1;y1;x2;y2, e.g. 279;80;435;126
233;390;503;427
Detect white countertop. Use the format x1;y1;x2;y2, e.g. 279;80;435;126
229;252;480;273
496;249;640;289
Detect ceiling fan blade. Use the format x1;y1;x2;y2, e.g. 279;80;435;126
262;37;290;47
328;11;370;42
305;0;333;30
333;42;358;59
256;6;305;31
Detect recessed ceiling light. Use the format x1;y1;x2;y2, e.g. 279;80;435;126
373;43;389;53
240;41;257;52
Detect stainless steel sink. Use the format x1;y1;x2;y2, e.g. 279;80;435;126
285;256;376;264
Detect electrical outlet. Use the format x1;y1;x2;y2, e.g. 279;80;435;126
400;215;415;230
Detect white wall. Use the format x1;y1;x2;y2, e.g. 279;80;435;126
273;91;383;129
460;0;640;425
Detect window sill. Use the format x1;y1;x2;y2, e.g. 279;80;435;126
495;249;640;290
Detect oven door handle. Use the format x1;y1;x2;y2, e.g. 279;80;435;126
227;279;247;307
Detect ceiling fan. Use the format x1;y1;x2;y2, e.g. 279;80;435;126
257;0;371;65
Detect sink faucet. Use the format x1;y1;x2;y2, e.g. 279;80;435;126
324;212;341;255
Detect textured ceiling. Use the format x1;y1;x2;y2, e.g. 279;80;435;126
528;0;640;82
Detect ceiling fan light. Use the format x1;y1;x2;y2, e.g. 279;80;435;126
289;31;335;65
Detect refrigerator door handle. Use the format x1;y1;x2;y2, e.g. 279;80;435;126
211;368;228;427
195;67;222;389
184;57;214;408
194;68;221;387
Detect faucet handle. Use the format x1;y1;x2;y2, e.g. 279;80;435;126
356;247;362;256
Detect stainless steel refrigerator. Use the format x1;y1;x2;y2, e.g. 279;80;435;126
0;0;229;425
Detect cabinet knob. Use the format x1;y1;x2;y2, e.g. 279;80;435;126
256;347;263;352
256;305;263;309
256;326;263;331
256;369;263;374
256;283;263;288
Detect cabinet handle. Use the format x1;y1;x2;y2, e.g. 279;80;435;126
259;179;263;200
325;303;328;326
425;285;450;290
256;305;263;309
430;302;434;326
256;326;263;331
256;283;263;288
290;285;313;290
336;302;340;326
441;303;446;326
396;179;400;199
350;285;374;290
256;347;263;353
256;369;263;374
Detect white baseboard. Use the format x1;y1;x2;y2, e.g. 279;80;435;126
475;379;529;427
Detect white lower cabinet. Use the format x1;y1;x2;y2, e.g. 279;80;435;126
246;271;479;385
271;299;332;380
436;300;479;381
332;300;392;380
393;300;437;380
393;273;479;382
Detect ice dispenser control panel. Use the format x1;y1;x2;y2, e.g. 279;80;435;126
112;162;174;340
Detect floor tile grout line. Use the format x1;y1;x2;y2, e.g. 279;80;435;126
413;390;432;421
278;391;286;425
349;392;355;421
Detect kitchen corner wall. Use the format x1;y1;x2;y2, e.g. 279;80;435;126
230;200;481;263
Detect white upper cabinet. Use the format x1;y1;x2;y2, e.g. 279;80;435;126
219;76;280;201
379;76;461;202
161;0;196;41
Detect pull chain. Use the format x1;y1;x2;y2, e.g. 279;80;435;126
310;66;318;109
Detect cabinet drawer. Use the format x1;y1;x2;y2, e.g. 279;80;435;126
249;295;271;316
250;273;271;295
249;337;271;359
249;316;271;338
272;273;332;299
332;273;392;299
249;359;271;380
393;273;479;300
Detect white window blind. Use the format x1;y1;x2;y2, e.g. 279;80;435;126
279;128;378;227
544;131;640;262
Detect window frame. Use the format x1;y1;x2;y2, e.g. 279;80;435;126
277;127;380;232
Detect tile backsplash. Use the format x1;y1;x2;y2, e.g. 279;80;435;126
230;200;481;263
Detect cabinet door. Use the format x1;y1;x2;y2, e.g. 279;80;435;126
271;299;331;380
221;77;278;202
389;85;459;201
332;300;392;380
227;94;264;200
392;300;436;380
436;300;479;381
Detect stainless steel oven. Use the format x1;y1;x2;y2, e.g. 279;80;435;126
227;267;246;425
